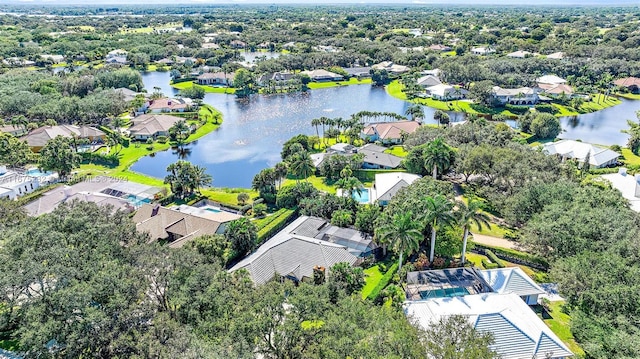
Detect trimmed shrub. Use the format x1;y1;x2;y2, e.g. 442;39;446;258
476;244;549;269
481;258;499;269
366;262;399;303
485;249;505;268
256;208;297;243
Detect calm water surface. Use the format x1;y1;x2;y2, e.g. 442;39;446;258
135;71;639;188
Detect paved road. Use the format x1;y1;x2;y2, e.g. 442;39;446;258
470;232;520;250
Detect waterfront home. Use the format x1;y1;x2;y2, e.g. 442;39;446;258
613;77;640;94
128;114;183;140
105;49;128;65
197;72;235;86
362;121;421;144
342;67;372;78
21;125;106;152
538;83;574;96
230;40;246;49
491;86;539;105
229;216;376;285
542;139;620;168
147;97;191;113
40;54;65;63
301;69;344;82
404;268;573;359
372;61;410;75
257;72;295;86
471;47;495;55
133;203;240;248
426;84;468;101
1;57;36;67
601;168;640;212
0;166;40;201
416;75;442;88
370;172;420;205
23;176;161;216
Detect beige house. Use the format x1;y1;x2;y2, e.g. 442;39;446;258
21;125;106;152
128;114;184;140
197;72;235;86
362;121;421;144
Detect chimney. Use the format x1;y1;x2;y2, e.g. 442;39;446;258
151;203;160;217
313;266;326;285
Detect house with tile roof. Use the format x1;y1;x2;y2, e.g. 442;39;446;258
362;121;421;144
542;139;620;168
197;72;235;86
371;172;421;205
147;98;191;113
229;216;375;285
358;143;403;169
301;69;344;82
613;77;640;94
128;114;183;140
416;74;442;88
132;203;241;248
479;267;546;305
492;86;539;105
371;61;410;75
426;84;468;101
21;125;105;152
0;124;27;136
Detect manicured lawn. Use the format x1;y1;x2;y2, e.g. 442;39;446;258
386;81;480;114
539;301;585;356
384;145;408;157
282;176;338;194
171;81;237;94
552;94;621;116
621;148;640;166
462;251;547;282
361;265;384;299
617;92;640;100
475;222;512;239
307;77;372;90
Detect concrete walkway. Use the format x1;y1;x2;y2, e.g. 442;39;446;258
470;232;519;250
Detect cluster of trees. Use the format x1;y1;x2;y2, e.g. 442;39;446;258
0;200;496;358
163;160;212;199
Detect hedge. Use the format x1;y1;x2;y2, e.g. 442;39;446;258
481;258;500;269
485;249;505;268
476;244;549;269
170;77;197;84
534;103;559;114
354;168;406;182
504;104;531;115
254;208;290;231
366;262;399;302
79;152;120;166
256;208;297;243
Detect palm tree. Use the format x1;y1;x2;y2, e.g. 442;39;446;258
405;104;424;121
274;162;288;190
376;212;423;271
433;110;450;127
289;151;315;182
456;199;490;264
423;195;455;262
423;138;454;179
189;165;213;195
169;119;190;144
311;118;321;138
111;117;127;132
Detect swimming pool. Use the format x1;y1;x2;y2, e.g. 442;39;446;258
126;195;152;207
205;207;222;213
352;189;370;204
419;287;470;300
26;168;53;177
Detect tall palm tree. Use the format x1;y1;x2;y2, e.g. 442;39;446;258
288;151;314;182
423;137;454;179
274;162;288;190
189;165;213;195
423;195;455;262
456;199;490;264
405;104;424;121
376;212;423;271
311;118;321;138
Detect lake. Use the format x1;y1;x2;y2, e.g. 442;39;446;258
135;71;639;188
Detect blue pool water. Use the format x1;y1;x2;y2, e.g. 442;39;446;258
352;189;370;203
205;207;222;213
420;287;470;300
126;195;152;207
26;168;53;177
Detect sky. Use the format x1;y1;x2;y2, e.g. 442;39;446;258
6;0;639;5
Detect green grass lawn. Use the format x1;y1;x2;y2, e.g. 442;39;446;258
621;148;640;166
307;77;372;90
384;145;408;157
539;301;585;356
386;80;480;114
475;222;512;238
552;94;621;116
361;265;384;299
171;81;236;94
617;92;640;100
463;251;547;282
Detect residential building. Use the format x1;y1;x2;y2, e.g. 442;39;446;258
314;45;339;53
536;75;567;85
0;124;27;137
404;268;572;359
301;69;344;82
0;167;40;200
201;42;220;50
613;77;640;94
128;114;184;140
421;68;442;78
362;121;421;144
471;47;496;55
542;139;620;168
2;57;36;67
197;72;235;86
601;168;640;212
426;84;468;101
21;125;106;152
147;98;191;113
105;49;128;65
23;176;161;216
113;87;146;103
327;143;357;154
358;143;403;169
371;61;410;75
40;54;65;63
229;216;377;285
416;75;442;88
132;203;241;248
230;40;247;49
546;52;565;60
257;72;295;86
506;50;534;58
538;83;574;96
342;67;372;78
491;86;539;105
370;172;421;205
405;293;573;359
428;44;452;52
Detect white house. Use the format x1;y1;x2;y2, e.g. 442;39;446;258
371;172;421;205
301;69;344;82
426;84;468;101
405;293;573;359
416;75;442;88
0;166;41;200
471;47;496;55
479;267;546;305
506;50;534;58
372;61;410;75
536;75;567;85
542;140;620;168
492;86;539;105
601;168;640;212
